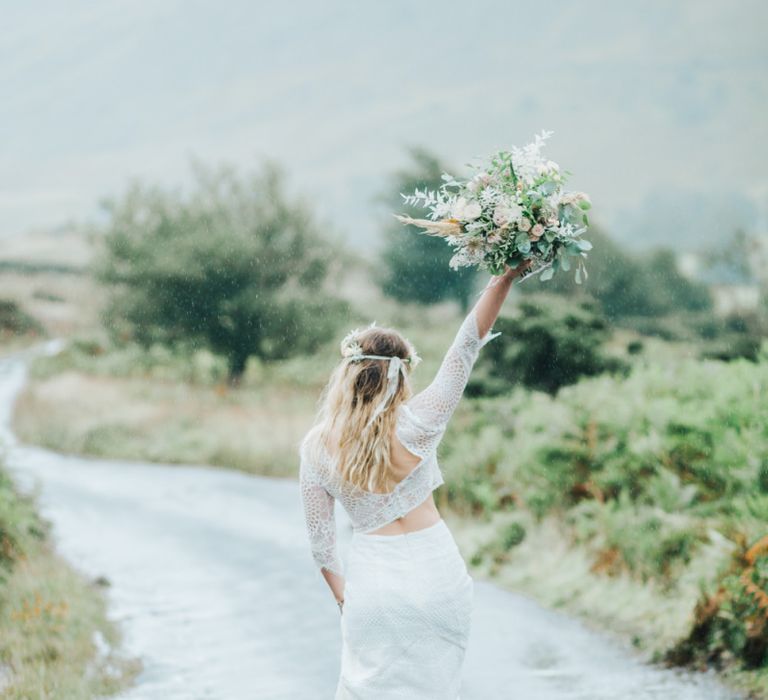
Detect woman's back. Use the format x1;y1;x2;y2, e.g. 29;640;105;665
323;412;441;536
300;304;502;576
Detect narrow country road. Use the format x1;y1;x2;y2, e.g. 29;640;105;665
0;350;741;699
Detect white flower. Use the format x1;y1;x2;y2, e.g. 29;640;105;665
341;337;363;358
492;207;508;227
463;202;482;221
518;217;532;232
479;187;500;207
467;172;491;192
449;252;464;270
451;196;468;220
434;200;453;218
492;203;522;227
559;191;590;206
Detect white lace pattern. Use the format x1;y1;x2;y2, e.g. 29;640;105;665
299;306;500;576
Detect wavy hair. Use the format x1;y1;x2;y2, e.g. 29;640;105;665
303;325;416;493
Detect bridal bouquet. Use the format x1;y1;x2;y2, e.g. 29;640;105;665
395;130;592;283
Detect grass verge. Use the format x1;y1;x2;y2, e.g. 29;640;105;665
0;467;139;698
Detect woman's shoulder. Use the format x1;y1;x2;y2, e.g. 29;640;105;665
299;424;328;466
398;400;444;434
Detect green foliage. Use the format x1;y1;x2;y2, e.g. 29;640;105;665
700;311;767;362
0;458;137;697
94;162;349;382
500;521;526;550
443;354;768;582
520;228;713;323
466;294;627;396
0;300;44;339
378;149;478;311
31;337;231;386
441;425;509;515
666;538;768;672
0;466;46;580
569;497;704;582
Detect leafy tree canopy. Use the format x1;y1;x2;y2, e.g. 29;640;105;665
94;162;348;383
378;148;478;312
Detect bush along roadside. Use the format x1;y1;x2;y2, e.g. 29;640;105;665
0;461;138;698
666;536;768;676
442;353;768;696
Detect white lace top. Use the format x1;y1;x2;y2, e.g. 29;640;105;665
299;306;499;576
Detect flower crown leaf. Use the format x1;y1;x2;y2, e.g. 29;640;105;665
339;324;421;367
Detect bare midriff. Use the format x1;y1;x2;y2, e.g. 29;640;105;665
365;493;442;536
365;433;441;536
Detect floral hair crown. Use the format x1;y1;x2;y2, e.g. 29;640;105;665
339;322;421;429
339;321;422;368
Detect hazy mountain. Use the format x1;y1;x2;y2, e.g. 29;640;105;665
612;189;761;250
2;0;766;254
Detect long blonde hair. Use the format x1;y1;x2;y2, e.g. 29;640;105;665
303;325;417;493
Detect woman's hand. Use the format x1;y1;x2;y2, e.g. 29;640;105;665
501;259;533;281
321;568;346;612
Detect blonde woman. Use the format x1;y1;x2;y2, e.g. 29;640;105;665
299;261;530;699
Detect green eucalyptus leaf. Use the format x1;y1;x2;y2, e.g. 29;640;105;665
540;266;555;281
539;181;556;196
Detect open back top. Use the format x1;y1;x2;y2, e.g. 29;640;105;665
298;306;500;576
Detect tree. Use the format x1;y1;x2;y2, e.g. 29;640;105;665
466;294;627;396
518;227;712;321
378;148;478;312
94;162;348;384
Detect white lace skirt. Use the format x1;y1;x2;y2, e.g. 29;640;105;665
335;518;474;700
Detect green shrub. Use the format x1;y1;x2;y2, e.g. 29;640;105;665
500;522;526;550
666;536;768;672
466;294;627;396
0;300;44;339
378;149;478;312
443;354;768;582
0;469;45;577
94;163;349;384
569;497;704;582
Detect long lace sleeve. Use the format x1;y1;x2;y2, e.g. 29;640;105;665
299;444;343;577
406;306;500;431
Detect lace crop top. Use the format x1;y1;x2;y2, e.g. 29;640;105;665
298;306;500;577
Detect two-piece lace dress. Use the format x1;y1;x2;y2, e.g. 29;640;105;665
299;306;499;699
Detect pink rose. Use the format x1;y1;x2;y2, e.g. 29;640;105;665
530;223;545;240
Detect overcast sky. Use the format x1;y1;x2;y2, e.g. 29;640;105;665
2;0;767;252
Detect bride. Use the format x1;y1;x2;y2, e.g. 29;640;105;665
299;260;531;699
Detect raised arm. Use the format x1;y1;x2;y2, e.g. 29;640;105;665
406;261;530;430
298;443;345;608
474;260;531;339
